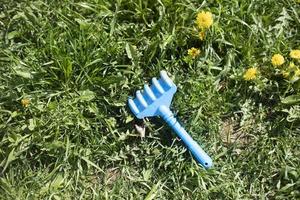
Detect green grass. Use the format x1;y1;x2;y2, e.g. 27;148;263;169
0;0;300;199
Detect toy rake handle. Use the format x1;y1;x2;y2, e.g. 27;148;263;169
158;106;213;169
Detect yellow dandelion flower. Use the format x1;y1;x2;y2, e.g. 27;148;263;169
199;31;205;41
243;67;258;81
21;98;30;107
187;47;200;58
196;11;213;29
271;54;285;66
290;49;300;59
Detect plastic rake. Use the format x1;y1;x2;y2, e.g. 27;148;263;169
128;71;213;169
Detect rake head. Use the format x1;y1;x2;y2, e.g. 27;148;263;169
128;71;177;119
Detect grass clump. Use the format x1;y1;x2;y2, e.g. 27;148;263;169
0;0;299;199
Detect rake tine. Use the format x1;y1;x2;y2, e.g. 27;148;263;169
160;71;173;87
152;77;164;94
136;90;147;108
128;98;139;115
143;84;156;101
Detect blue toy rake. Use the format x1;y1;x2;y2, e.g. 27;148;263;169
128;71;213;169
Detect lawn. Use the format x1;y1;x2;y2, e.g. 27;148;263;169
0;0;300;199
